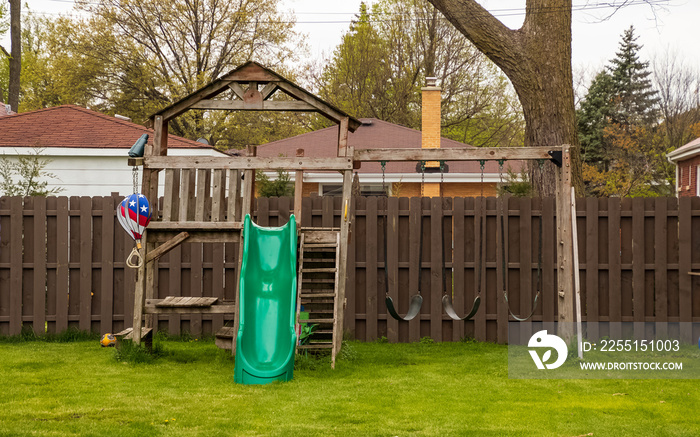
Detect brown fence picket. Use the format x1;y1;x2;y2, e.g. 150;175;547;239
679;197;692;342
584;198;599;340
452;197;466;341
608;197;622;338
408;197;421;342
9;197;22;335
365;196;378;341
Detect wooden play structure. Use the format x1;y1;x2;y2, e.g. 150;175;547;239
123;62;577;368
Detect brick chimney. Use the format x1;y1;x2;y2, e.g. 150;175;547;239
421;77;441;197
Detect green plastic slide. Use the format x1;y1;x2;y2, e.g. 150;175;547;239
234;214;298;385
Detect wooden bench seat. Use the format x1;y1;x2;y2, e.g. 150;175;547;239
144;298;236;315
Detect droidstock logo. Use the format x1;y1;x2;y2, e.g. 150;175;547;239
528;330;568;370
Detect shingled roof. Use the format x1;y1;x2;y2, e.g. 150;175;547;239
0;105;212;150
257;118;511;174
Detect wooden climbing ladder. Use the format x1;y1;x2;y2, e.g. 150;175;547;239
296;229;342;368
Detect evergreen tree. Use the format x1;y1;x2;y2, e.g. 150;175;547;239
607;26;660;126
576;71;615;167
576;26;664;196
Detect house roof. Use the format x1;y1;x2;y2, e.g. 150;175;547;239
667;137;700;163
0;105;214;150
256;118;519;174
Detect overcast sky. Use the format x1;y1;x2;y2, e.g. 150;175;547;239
12;0;700;80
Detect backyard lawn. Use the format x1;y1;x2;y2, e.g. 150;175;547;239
1;336;698;436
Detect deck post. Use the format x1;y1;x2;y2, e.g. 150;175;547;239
335;165;353;365
556;146;575;341
294;149;304;224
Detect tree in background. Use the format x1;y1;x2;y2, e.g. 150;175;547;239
652;49;700;151
13;1;309;149
426;0;583;196
8;0;20;111
314;0;524;148
577;26;665;196
255;169;293;197
0;2;9;103
608;26;660;127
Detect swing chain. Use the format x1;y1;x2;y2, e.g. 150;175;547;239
478;160;485;199
498;159;505;190
420;160;426;197
380;160;387;196
132;165;140;195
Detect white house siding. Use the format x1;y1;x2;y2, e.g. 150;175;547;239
1;147;227;197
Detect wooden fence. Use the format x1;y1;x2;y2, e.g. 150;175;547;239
1;195;699;343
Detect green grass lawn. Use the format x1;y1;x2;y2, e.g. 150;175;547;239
1;337;698;436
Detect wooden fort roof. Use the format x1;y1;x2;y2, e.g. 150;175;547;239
148;61;361;134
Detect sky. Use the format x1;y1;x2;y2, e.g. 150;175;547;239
10;0;700;82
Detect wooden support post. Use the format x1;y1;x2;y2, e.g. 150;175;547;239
132;234;146;346
334;167;353;367
338;117;350;157
556;146;575;341
294;149;304;224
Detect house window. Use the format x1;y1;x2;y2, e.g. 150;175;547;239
320;183;388;197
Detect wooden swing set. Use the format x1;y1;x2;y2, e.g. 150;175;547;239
123;62;577;367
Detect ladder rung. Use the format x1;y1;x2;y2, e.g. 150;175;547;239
301;300;335;305
302;268;337;273
297;344;333;349
299;318;335;324
301;292;335;298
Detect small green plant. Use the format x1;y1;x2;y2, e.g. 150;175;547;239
375;336;388;344
114;340;163;364
338;340;358;361
419;336;435;344
0;147;64;196
497;168;532;197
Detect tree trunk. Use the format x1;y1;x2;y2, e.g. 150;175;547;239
428;0;583;196
8;0;21;112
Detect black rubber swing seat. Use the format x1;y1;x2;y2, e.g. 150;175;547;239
442;294;481;321
386;294;423;322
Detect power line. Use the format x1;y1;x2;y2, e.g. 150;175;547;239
25;0;672;23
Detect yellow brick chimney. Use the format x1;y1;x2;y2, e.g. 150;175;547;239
421;77;441;197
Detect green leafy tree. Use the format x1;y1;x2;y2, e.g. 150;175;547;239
314;0;524;147
577;26;664;196
0;147;63;196
577;71;615;167
255;169;293;197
